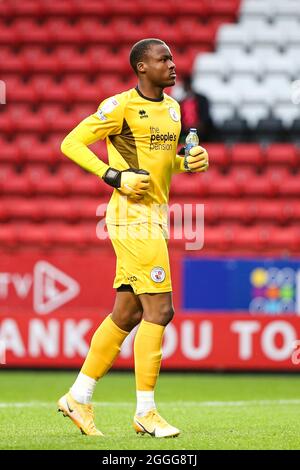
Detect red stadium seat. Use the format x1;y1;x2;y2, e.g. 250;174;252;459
278;174;300;197
145;19;183;45
230;167;257;189
87;47;131;74
111;19;147;43
0;21;17;44
31;76;69;102
242;174;274;197
231;143;264;167
265;144;299;168
1;172;31;195
14;19;49;44
202;143;229;168
173;0;209;17
269;226;300;251
63;75;98;103
78;19;116;45
208;0;240;19
16;223;51;246
22;47;58;73
5;75;36;102
24;166;66;196
16;135;56;164
170;172;209;197
56;46;89;72
0;138;21;163
207;170;239;197
5;198;40;221
47;19;83;44
0;49;25;73
0;224;18;247
178;20;216;45
10;104;42;133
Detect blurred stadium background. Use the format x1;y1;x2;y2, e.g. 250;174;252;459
0;0;300;372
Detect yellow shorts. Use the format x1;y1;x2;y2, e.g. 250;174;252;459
107;223;172;295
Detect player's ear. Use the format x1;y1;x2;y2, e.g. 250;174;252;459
137;61;146;74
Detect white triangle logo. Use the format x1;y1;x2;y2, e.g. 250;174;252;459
34;261;80;315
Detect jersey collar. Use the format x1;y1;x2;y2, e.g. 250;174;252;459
135;86;164;102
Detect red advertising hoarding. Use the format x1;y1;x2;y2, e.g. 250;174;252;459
0;249;300;370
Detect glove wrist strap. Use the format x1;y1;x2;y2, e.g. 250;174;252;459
103;167;121;188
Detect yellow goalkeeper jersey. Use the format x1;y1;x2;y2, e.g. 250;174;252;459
61;87;183;225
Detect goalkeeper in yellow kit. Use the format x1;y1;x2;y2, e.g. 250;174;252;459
58;38;209;437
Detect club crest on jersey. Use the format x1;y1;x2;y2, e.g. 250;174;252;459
150;267;166;283
169;107;179;122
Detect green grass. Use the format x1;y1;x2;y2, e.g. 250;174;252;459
0;371;300;450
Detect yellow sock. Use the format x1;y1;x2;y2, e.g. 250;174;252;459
81;314;129;380
134;319;165;391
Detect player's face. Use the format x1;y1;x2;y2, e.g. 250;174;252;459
142;44;176;88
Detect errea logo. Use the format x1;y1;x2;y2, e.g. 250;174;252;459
139;109;148;119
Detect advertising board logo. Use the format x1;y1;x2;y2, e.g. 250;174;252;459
249;267;298;314
34;261;80;315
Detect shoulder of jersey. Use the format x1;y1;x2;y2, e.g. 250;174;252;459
97;88;136;111
164;93;180;109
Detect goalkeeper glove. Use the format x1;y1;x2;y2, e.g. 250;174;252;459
103;167;150;200
184;145;209;172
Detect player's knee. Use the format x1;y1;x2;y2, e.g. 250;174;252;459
160;305;174;325
127;309;143;330
111;308;142;332
144;304;174;326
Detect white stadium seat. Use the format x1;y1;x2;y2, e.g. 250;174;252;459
228;54;262;79
211;103;235;125
240;0;272;22
273;103;300;127
264;54;296;79
217;25;249;51
239;103;269;128
263;77;292;104
240;84;272;106
250;26;283;50
274;1;300;21
230;76;259;92
193;0;300;128
286;29;300;49
193;54;228;80
192;76;225;97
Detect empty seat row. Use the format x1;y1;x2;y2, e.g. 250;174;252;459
212;105;300;128
171;171;300;198
0;46;204;75
194;51;300;79
4;168;300;198
2;75;137;103
1;222;299;252
2;196;300;226
0;0;240;19
193;77;293;105
217;23;300;50
0;140;298;167
0;18;217;45
1;101;299;133
240;0;300;22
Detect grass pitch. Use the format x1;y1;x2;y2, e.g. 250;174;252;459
0;371;300;450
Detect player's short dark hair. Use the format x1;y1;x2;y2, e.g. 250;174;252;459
129;38;166;74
